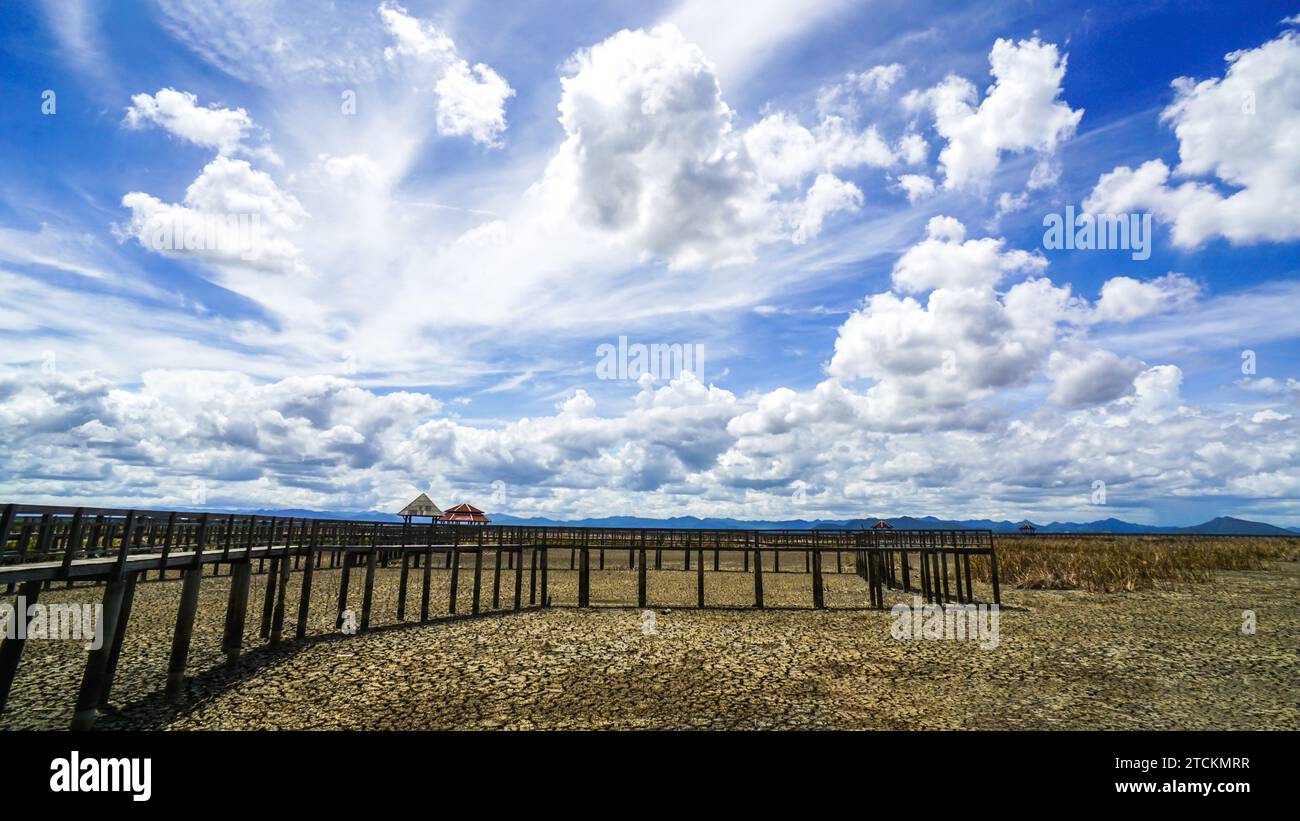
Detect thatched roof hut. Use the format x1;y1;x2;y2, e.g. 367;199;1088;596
398;492;442;521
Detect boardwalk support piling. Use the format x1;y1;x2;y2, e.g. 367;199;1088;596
223;560;253;664
295;522;319;641
360;540;378;632
99;570;139;708
0;580;41;714
812;548;825;609
71;509;136;729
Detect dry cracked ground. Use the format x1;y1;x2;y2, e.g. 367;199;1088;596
2;554;1297;730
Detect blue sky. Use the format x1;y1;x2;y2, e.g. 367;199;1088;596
2;0;1299;525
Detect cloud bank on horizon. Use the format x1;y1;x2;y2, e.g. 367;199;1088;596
2;0;1299;526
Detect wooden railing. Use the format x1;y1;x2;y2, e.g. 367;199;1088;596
0;503;998;728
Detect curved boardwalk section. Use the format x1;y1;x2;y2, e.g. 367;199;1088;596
0;504;995;728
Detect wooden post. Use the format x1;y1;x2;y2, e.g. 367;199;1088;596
223;557;253;664
963;552;974;602
420;544;433;623
336;550;354;629
578;539;590;608
696;544;705;608
295;521;320;640
540;544;549;607
637;531;647;608
220;513;235;562
529;539;538;606
812;548;825;609
156;511;176;581
166;514;208;700
260;519;280;638
0;580;41;714
753;535;764;609
57;508;85;585
864;548;876;608
71;510;137;729
940;550;950;603
360;536;378;632
989;547;1001;606
397;550;411;621
512;545;522;610
919;549;930;602
493;547;503;610
269;520;294;647
471;545;483;615
98;570;139;708
0;504;16;567
449;543;461;614
952;546;965;604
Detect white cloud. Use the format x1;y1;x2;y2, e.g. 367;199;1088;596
40;0;105;73
792;173;863;244
8;357;1298;524
1090;273;1200;323
912;37;1082;191
379;2;515;147
120;156;310;278
853;63;904;93
123;88;277;162
1046;348;1144;408
744;112;899;187
1238;377;1300;403
541;25;774;269
1085;31;1300;248
825;218;1192;426
897;173;935;202
995;190;1029;219
539;24;927;267
663;0;853;88
889;215;1046;292
1120;364;1184;423
433;59;514;145
816;63;908;119
827;279;1070;422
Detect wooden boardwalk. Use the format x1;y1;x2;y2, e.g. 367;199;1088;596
0;503;998;728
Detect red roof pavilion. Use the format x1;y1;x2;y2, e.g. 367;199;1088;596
440;502;490;525
871;520;894;529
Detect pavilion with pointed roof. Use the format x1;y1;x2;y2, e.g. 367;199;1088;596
871;520;894;530
398;492;442;522
441;502;490;525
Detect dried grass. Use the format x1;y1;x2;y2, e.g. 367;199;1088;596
975;535;1300;593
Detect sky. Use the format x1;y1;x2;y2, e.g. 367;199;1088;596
1;0;1299;526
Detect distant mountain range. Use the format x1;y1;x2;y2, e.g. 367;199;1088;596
228;508;1300;536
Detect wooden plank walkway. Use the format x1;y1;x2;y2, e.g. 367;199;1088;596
0;503;999;728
